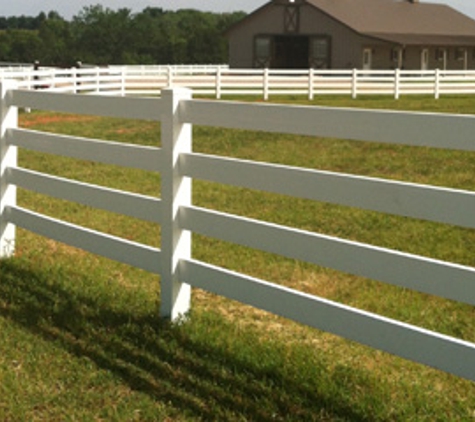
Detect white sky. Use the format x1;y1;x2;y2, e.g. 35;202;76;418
1;0;475;20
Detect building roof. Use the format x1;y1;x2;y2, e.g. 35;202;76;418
227;0;475;46
306;0;475;45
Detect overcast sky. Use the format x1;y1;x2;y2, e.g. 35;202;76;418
2;0;475;20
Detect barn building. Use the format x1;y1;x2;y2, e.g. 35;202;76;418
226;0;475;70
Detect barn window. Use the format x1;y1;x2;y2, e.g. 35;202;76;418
254;36;272;68
455;48;466;61
363;48;372;69
435;48;446;61
310;37;330;69
391;48;404;61
390;47;404;68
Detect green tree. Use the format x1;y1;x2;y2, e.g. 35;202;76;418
0;29;42;62
129;8;168;63
38;13;74;66
0;6;246;65
71;5;134;64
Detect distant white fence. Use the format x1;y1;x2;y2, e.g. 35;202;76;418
2;65;475;99
1;81;475;381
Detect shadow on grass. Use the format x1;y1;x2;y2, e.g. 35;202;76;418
0;258;385;421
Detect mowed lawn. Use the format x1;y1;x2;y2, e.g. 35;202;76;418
0;94;474;420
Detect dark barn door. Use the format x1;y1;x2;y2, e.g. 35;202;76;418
273;36;309;69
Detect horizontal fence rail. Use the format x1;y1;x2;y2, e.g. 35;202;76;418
9;89;163;120
7;167;162;224
180;99;475;149
1;81;474;382
180;205;475;306
180;259;475;381
6;128;162;171
6;206;161;274
3;65;475;100
181;153;475;228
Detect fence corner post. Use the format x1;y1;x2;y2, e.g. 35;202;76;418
160;87;192;321
0;80;18;259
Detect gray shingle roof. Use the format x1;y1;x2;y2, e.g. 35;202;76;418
307;0;475;45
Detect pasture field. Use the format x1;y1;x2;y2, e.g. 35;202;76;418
1;95;475;420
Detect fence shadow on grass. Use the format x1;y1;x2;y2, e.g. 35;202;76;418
0;258;385;421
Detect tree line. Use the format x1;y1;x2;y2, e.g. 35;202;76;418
0;6;245;66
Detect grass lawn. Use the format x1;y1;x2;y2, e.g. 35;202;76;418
0;94;474;420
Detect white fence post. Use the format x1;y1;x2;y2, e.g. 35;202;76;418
394;68;401;100
0;81;18;258
351;68;358;99
308;68;314;101
26;71;32;91
160;88;192;321
95;67;100;93
49;69;55;90
264;68;269;101
72;67;78;94
167;66;173;87
435;69;441;100
120;66;126;97
216;67;222;99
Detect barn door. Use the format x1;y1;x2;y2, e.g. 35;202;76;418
274;36;309;69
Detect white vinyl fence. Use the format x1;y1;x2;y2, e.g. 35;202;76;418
3;65;475;100
1;81;475;381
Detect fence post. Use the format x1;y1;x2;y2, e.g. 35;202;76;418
72;67;77;94
167;66;173;87
95;67;100;93
0;81;18;258
160;88;192;321
216;66;222;99
263;68;269;101
435;69;441;100
308;68;314;101
120;66;126;97
351;68;358;99
50;68;55;90
394;68;400;100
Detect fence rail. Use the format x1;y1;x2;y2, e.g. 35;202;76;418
3;65;475;99
1;81;475;381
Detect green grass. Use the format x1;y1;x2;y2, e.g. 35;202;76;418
1;94;475;420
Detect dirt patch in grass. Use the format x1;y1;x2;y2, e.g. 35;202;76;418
20;113;100;128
